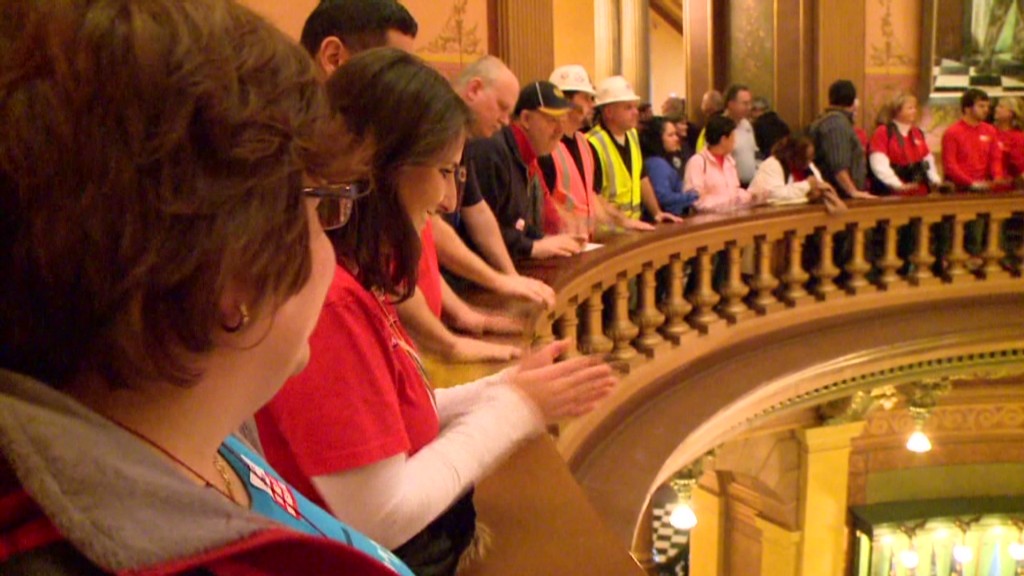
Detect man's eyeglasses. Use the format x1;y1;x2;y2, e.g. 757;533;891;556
303;182;369;230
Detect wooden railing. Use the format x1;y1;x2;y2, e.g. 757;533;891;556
457;193;1023;568
519;194;1024;465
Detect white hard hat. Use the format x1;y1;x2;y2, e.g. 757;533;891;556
594;75;641;106
549;65;595;95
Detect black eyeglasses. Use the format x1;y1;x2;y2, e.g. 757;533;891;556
303;182;369;230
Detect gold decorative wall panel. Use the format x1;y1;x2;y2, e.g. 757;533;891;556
727;0;774;105
493;0;555;84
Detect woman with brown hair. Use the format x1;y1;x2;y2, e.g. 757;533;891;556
0;0;412;574
867;92;941;195
255;48;616;576
749;135;843;209
993;96;1024;179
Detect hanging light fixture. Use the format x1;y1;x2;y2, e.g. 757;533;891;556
952;518;978;567
669;475;698;530
899;523;924;569
1010;519;1024;562
899;549;921;569
903;379;951;453
668;456;710;531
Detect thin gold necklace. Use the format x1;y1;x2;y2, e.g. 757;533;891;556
108;416;239;505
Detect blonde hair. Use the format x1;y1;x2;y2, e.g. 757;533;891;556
998;97;1024;129
875;92;918;126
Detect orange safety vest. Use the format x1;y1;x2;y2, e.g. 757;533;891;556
543;132;597;237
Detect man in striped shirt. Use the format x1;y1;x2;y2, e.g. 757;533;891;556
810;80;875;199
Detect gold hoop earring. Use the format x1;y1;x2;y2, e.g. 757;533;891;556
223;304;250;333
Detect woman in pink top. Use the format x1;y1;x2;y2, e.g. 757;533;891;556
684;115;766;212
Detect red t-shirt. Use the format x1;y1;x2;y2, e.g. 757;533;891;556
417;220;443;319
869;123;931;196
941;119;1004;188
255;264;440;509
996;127;1024;178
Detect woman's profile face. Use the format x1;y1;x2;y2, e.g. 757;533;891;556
995;102;1014;123
396;134;467;232
661;122;681;153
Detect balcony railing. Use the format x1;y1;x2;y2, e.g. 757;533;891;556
459;193;1024;571
519;194;1023;468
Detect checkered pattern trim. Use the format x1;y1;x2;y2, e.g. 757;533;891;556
651;503;690;563
931;57;1024;99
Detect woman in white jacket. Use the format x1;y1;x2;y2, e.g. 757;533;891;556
748;135;843;207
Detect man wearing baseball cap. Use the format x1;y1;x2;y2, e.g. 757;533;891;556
538;66;655;236
588;76;682;223
463;81;588;259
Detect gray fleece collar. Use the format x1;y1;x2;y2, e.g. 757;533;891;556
0;369;272;572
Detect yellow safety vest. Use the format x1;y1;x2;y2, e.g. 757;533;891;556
587;124;643;219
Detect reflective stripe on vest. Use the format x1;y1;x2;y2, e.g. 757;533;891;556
552;132;596;219
588;125;642;219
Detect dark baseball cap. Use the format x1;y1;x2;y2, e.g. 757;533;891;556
514;81;572;116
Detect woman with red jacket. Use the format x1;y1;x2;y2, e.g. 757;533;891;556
868;92;941;195
993;96;1024;180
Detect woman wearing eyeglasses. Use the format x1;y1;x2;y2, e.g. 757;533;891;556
0;1;413;574
255;48;616;576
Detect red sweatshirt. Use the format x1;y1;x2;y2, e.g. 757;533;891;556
995;127;1024;178
941;119;1003;188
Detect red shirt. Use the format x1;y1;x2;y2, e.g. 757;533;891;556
869;123;932;195
417;220;442;318
941;119;1004;188
996;127;1024;178
256;265;439;509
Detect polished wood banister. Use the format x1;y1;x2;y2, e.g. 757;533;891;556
523;194;1024;344
515;194;1024;467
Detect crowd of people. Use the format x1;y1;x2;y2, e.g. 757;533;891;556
0;0;1020;575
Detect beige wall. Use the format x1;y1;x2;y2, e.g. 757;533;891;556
238;0;489;79
553;0;597;79
241;0;316;40
649;8;686;112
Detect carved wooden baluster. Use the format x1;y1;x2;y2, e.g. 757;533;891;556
554;302;580;358
577;286;613;355
908;217;939;285
843;223;872;294
1017;214;1024;276
779;231;810;305
748;235;780;313
718;242;751;323
686;249;723;332
944;215;969;281
532;310;555;347
607;274;639;361
633;262;666;354
876;220;902;289
659;255;692;343
812;227;841;300
979;214;1007;279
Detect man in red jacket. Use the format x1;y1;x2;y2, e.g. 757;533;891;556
941;88;1005;191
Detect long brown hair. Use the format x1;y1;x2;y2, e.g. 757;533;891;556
326;48;471;301
0;0;363;389
771;135;815;181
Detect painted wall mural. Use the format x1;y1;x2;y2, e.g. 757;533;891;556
728;0;774;105
409;0;488;81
